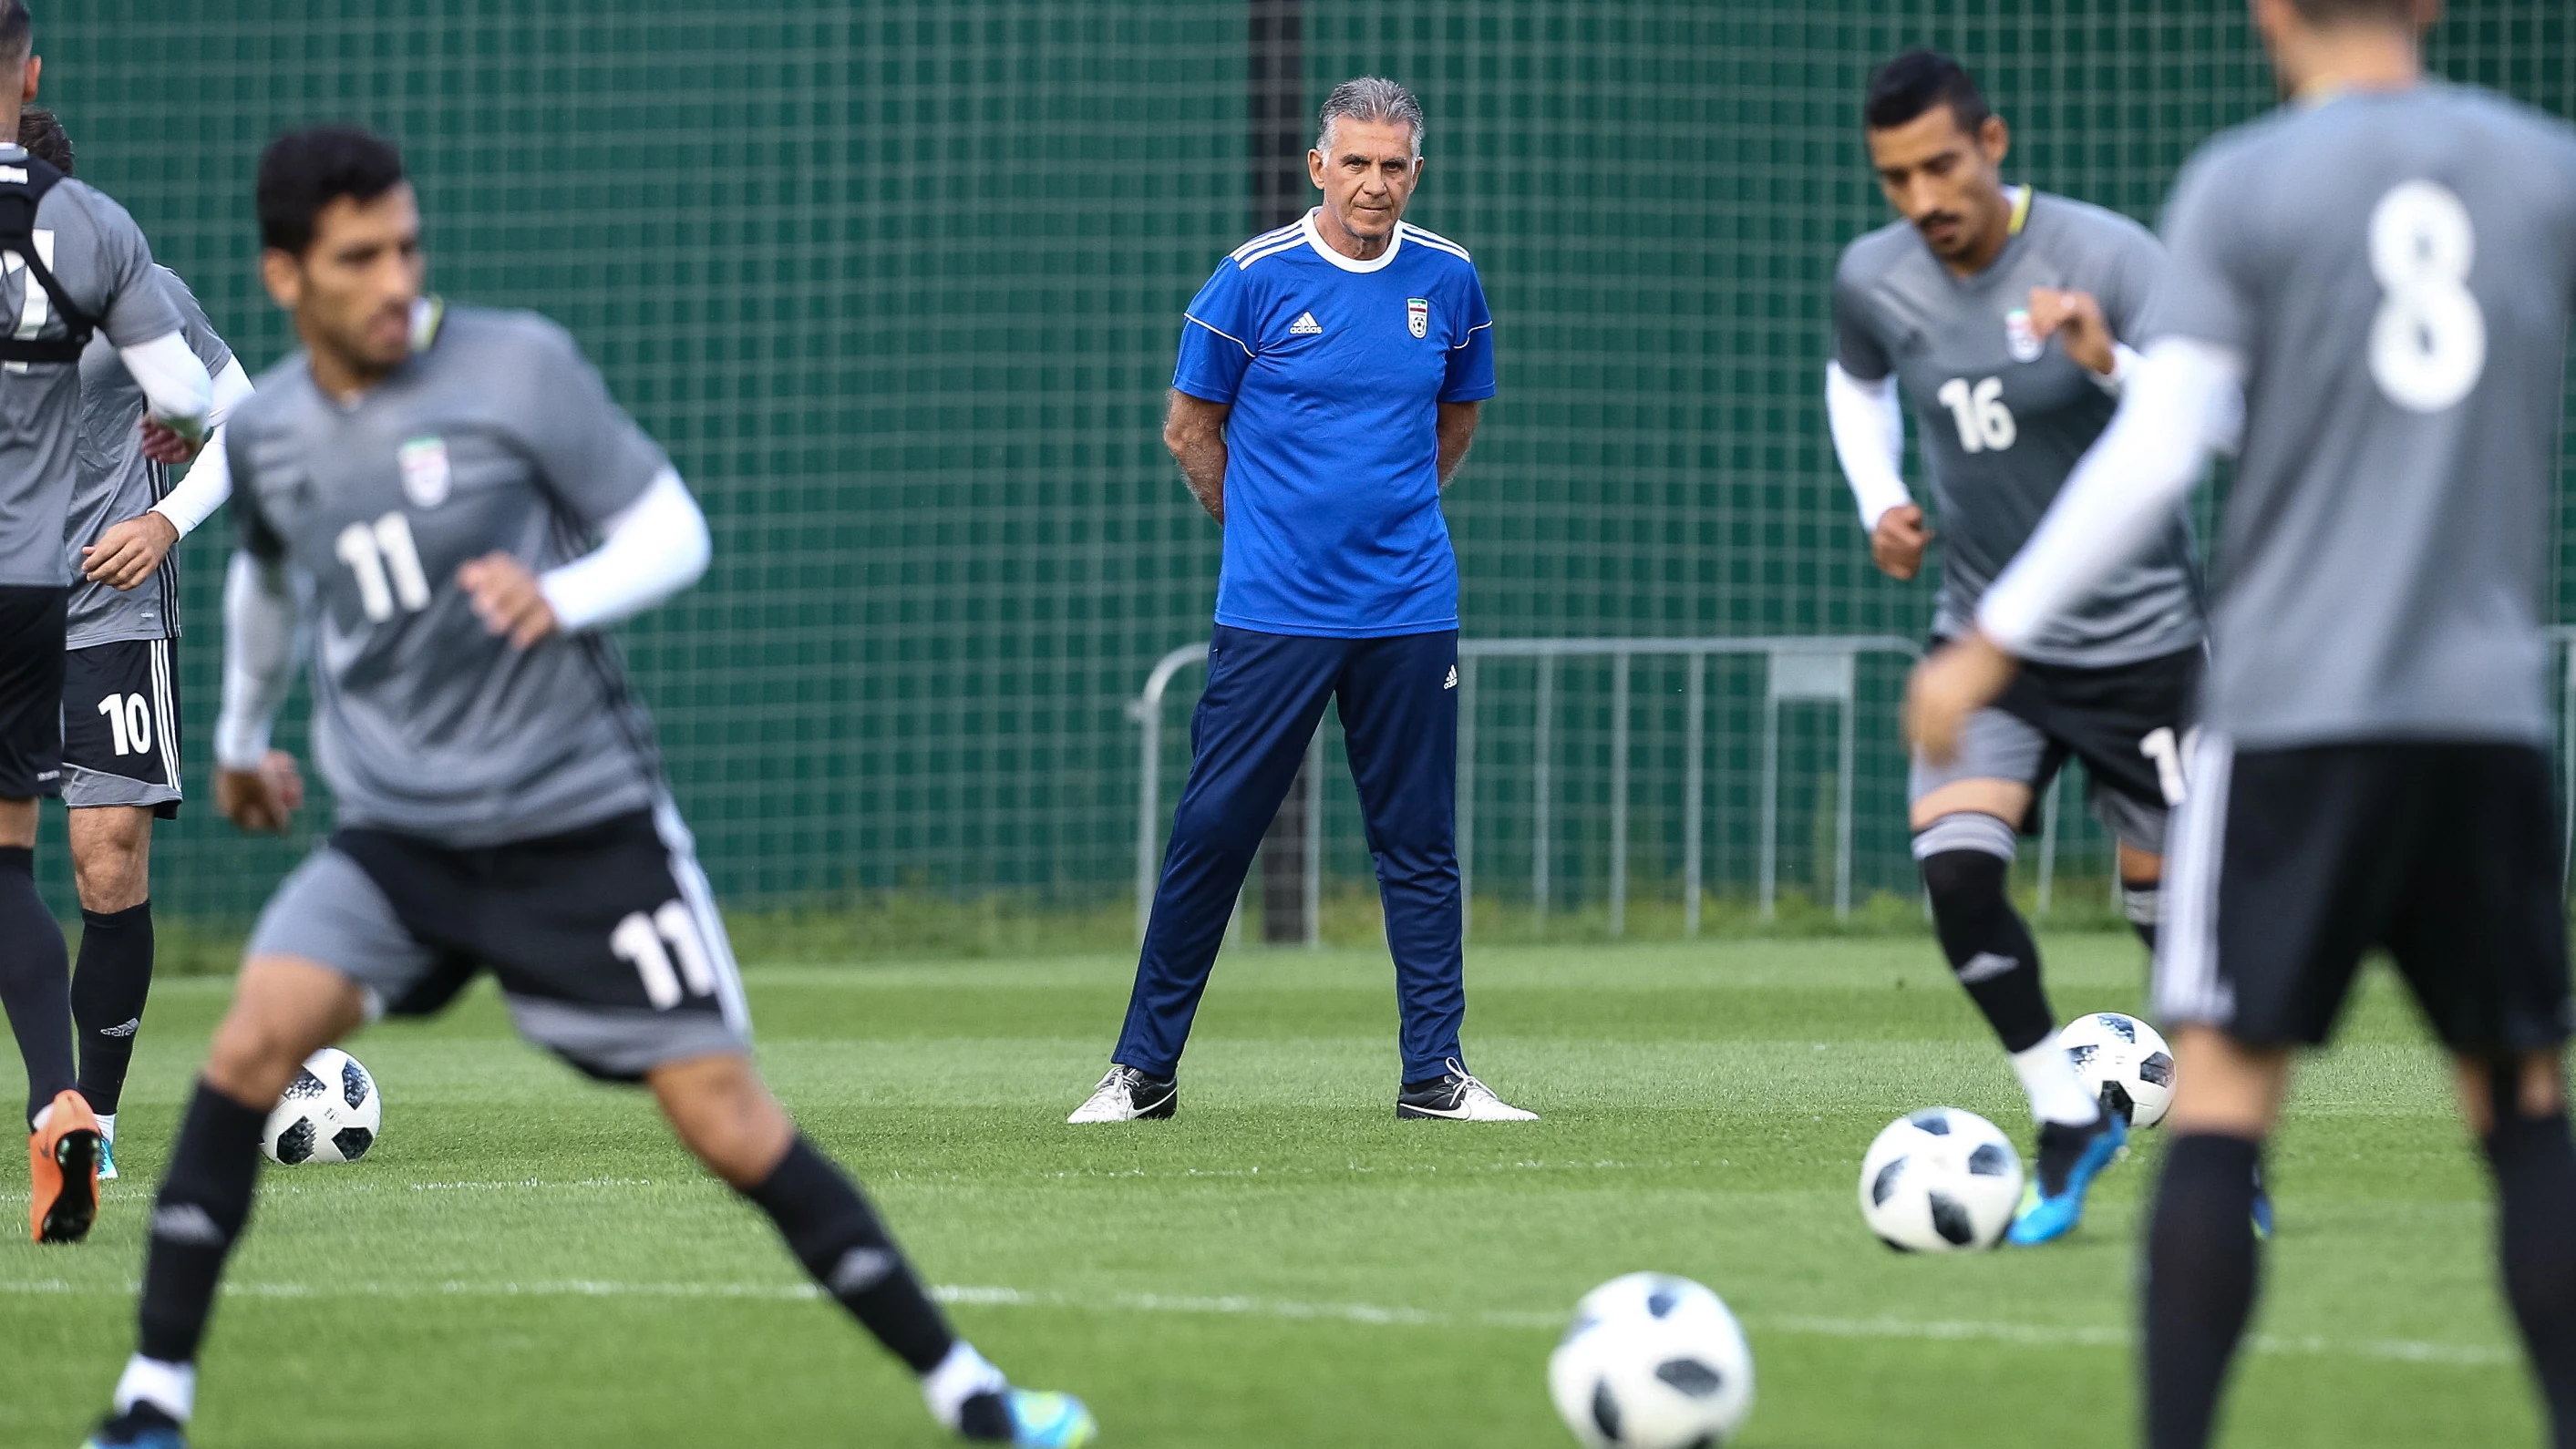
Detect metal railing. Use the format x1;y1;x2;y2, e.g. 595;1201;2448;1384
1128;635;1921;945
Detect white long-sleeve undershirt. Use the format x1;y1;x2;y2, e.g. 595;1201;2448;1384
537;467;711;633
1825;362;1911;530
115;330;214;438
149;356;256;538
1975;337;2247;653
213;550;301;771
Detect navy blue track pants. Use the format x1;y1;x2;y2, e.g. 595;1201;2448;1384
1114;625;1466;1083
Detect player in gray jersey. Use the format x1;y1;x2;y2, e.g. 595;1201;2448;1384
14;108;259;1190
0;4;217;1251
83;128;1094;1449
1911;2;2576;1444
1829;50;2212;1245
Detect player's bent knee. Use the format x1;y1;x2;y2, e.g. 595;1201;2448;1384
1915;813;2017;905
204;958;366;1105
650;1052;793;1187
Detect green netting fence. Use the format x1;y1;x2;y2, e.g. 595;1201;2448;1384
26;2;2576;946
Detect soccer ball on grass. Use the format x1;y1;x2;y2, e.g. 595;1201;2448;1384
2057;1012;2177;1128
263;1047;383;1165
1857;1107;2023;1252
1547;1271;1755;1448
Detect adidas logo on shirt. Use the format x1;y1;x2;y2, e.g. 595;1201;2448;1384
1290;311;1323;335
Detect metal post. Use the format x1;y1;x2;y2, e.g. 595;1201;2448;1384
1609;652;1630;939
2036;773;2062;917
1834;674;1855;920
2562;640;2575;896
1135;700;1160;946
1684;651;1705;938
1758;691;1779;923
1533;653;1554;927
1458;656;1479;945
1303;725;1324;948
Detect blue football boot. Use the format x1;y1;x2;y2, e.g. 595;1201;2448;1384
82;1404;187;1449
960;1388;1097;1447
2251;1166;2275;1239
2007;1111;2128;1246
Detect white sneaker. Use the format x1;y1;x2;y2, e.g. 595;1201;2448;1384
1396;1059;1538;1121
1066;1065;1177;1124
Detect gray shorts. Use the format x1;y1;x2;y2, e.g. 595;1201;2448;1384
1910;705;2170;855
248;802;751;1082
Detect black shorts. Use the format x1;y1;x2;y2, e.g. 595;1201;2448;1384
1912;640;2200;853
246;807;749;1082
61;638;181;817
2158;739;2573;1053
0;584;67;798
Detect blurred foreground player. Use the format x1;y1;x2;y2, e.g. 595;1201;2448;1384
21;108;261;1185
1829;49;2213;1244
1909;0;2576;1444
83;128;1094;1449
0;4;216;1245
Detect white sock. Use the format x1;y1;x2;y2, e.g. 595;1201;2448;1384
29;1100;49;1135
98;1112;116;1144
2010;1041;2103;1127
113;1355;196;1423
922;1341;1008;1430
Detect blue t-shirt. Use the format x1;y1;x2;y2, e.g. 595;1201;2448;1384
1173;211;1498;638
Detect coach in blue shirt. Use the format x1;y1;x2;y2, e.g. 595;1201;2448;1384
1069;77;1535;1125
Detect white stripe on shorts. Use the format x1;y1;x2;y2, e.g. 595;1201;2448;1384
652;794;752;1039
148;638;181;796
2155;731;2236;1028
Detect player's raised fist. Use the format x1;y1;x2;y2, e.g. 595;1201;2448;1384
1870;502;1932;581
217;750;304;834
458;551;560;649
2025;287;2116;376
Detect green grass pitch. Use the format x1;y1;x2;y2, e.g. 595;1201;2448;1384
0;934;2545;1446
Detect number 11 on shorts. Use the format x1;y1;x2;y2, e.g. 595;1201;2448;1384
611;901;716;1009
2139;725;2197;807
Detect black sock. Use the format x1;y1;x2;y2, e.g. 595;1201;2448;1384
137;1080;268;1363
2123;877;2161;954
0;845;74;1126
1920;849;2055;1053
74;901;154;1117
2485;1098;2576;1447
2146;1133;2262;1449
744;1135;955;1373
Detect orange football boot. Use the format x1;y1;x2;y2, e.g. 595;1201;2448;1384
28;1088;103;1243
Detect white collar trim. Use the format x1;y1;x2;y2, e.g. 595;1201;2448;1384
1302;208;1405;272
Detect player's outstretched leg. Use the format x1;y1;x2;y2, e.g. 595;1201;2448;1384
87;958;364;1449
2;826;91;1241
652;1053;1097;1446
69;805;160;1183
1913;816;2116;1243
2474;1054;2576;1448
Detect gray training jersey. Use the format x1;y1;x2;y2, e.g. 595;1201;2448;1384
227;303;676;847
1836;191;2203;667
2148;85;2576;749
0;145;183;588
65;265;234;648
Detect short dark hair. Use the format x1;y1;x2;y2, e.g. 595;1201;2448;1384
2291;0;2416;23
257;126;407;255
17;104;67;174
1863;49;1992;135
0;3;30;68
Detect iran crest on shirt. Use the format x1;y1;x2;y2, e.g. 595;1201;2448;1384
1407;297;1428;339
398;436;451;508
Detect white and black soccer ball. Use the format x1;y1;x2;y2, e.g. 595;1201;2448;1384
2058;1012;2177;1129
262;1048;383;1166
1547;1272;1754;1449
1858;1107;2023;1252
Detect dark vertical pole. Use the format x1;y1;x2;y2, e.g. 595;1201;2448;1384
1249;0;1312;945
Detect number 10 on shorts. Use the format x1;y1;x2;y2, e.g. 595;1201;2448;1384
611;900;716;1009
